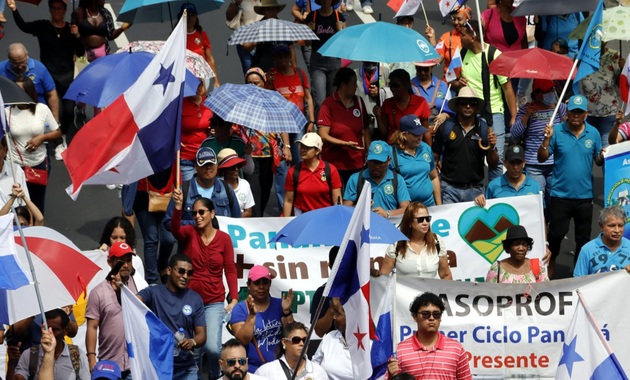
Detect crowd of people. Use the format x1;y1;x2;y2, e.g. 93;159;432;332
2;0;630;378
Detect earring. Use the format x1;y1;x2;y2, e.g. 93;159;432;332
282;345;286;350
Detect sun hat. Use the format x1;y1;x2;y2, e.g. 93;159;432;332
447;86;485;113
218;148;246;169
502;225;534;246
254;0;286;15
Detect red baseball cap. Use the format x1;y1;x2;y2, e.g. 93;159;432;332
108;242;136;259
248;265;271;281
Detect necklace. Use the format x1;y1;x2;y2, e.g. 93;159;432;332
86;9;100;19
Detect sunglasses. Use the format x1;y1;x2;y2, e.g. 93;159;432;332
418;311;442;319
191;209;210;216
175;268;193;277
225;357;247;366
415;216;432;223
252;278;271;286
458;99;479;107
286;336;307;344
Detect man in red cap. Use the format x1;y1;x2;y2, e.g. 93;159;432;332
85;242;138;379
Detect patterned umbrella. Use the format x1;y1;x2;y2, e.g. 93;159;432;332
228;18;319;45
205;83;306;134
568;6;630;42
117;40;214;79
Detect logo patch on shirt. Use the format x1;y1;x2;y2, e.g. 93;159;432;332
449;130;456;140
321;171;327;181
384;184;394;195
195;37;201;46
584;139;594;149
353;109;361;117
182;305;192;316
423;152;431;162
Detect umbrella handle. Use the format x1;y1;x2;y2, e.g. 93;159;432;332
478;127;493;150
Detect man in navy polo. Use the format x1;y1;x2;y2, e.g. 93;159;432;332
0;43;59;122
538;94;604;278
343;140;410;218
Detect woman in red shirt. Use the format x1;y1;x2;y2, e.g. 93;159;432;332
179;3;221;88
181;79;212;181
170;189;238;379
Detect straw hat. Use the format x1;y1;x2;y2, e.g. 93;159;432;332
447;86;485;113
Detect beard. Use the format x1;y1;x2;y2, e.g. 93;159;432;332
226;369;247;380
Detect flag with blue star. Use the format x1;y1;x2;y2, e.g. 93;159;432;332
63;10;187;200
555;292;628;379
324;181;376;379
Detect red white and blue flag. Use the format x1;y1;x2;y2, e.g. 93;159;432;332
62;14;187;199
323;181;376;379
438;0;466;17
620;53;630;116
445;46;462;83
0;214;31;290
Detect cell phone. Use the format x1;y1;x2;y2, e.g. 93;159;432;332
106;261;125;282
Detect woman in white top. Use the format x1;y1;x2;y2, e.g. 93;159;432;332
6;76;61;214
312;299;353;380
256;321;328;380
378;202;453;279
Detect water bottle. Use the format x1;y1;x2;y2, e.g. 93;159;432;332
222;310;232;325
173;327;185;356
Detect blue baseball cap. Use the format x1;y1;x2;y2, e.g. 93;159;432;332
399;114;428;136
92;360;121;380
367;141;391;162
180;2;197;14
196;146;217;166
567;95;588;112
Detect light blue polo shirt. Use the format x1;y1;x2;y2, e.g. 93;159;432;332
0;58;56;104
344;169;410;211
574;234;630;277
547;121;601;199
391;143;436;206
486;174;540;200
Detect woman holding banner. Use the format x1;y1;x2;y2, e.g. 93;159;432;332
377;202;452;280
485;225;549;283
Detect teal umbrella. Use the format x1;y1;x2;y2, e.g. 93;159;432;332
317;22;439;63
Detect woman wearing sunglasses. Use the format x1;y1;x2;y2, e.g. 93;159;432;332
170;189;239;379
377;202;452;279
255;321;328;379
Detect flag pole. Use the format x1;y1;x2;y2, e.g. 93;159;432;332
392;268;398;353
420;1;430;27
291;296;327;380
576;289;614;355
547;58;580;131
175;150;181;190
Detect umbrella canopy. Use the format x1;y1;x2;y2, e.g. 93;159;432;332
488;48;576;80
1;227;101;324
0;76;35;105
118;0;223;24
64;51;200;108
117;41;214;80
228;18;319;45
205;83;306;134
568;6;630;42
317;22;439;63
512;0;598;17
269;205;408;247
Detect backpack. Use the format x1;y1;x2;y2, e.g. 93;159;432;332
29;344;81;379
291;161;334;215
182;178;236;229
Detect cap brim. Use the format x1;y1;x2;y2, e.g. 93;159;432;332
254;4;286;14
447;97;485;113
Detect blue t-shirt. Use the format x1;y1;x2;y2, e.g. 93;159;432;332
391;144;436;206
138;285;205;370
411;75;453;117
0;58;56;104
540;14;583;58
344;169;410;211
547;121;601;199
230;297;283;373
485;174;540;201
574;234;630;277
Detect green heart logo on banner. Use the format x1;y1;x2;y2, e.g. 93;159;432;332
457;204;520;264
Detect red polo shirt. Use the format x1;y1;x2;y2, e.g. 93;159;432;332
381;94;431;141
285;159;342;213
317;92;368;171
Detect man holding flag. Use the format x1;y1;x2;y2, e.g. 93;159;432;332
386;292;471;379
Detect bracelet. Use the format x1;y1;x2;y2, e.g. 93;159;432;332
541;145;548;150
190;339;196;347
386;210;390;218
284;145;291;149
282;310;293;317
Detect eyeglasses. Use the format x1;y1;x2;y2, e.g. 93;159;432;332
175;268;193;277
225;357;247;366
286;336;307;344
252;278;271;286
418;311;442;319
191;209;210;216
458;99;479;107
415;216;432;223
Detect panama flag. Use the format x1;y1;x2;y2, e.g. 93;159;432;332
0;214;31;290
444;46;462;83
121;284;174;379
555;293;628;380
62;13;187;199
620;53;630;116
393;0;422;18
438;0;466;17
323;181;376;379
368;273;395;380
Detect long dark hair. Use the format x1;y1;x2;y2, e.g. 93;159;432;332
395;202;436;258
13;76;37;114
99;216;137;249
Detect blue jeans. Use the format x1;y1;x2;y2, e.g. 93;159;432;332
197;302;225;379
488;113;506;182
524;164;552;210
310;52;340;117
275;161;288;215
586;114;616;149
172;365;198;380
440;180;484;204
133;195;176;285
180;159;195;182
236;44;254;75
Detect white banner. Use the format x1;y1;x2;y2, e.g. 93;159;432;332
369;271;630;379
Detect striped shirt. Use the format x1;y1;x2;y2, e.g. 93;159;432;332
388;333;472;380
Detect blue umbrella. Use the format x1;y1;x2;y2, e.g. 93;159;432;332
317;21;439;63
269;205;408;247
205;83;306;134
118;0;223;24
64;52;199;108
